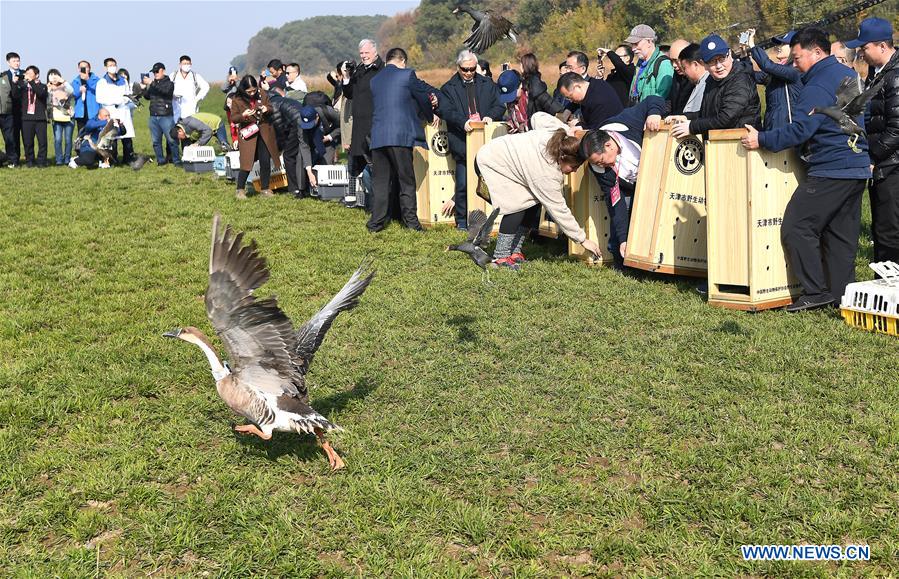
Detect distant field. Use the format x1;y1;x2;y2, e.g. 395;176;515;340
1;91;897;576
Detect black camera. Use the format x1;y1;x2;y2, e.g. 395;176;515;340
80;66;87;74
342;60;357;76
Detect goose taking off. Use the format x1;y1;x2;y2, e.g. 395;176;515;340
810;75;883;153
164;215;376;470
446;208;499;270
453;4;518;54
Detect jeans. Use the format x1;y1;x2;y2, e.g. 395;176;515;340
149;115;179;164
52;121;74;165
216;124;229;148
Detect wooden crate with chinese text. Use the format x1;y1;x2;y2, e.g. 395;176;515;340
567;161;615;265
705;129;805;311
414;121;457;228
623;124;708;277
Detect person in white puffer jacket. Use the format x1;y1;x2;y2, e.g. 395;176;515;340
171;55;209;121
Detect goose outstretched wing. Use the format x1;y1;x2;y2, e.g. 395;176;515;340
292;257;376;376
204;215;300;395
472;207;499;248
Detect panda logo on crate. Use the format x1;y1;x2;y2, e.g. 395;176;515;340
430;130;450;157
674;137;703;176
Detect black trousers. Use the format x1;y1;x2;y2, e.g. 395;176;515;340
74;149;98;168
11;110;21;163
453;153;468;225
499;204;541;234
236;136;272;190
781;176;865;301
110;137;134;165
870;170;899;267
368;146;421;231
0;114;15;164
280;128;300;193
21;120;48;166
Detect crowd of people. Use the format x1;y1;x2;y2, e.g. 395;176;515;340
1;15;896;312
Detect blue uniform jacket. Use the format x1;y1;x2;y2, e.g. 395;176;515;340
758;56;871;179
750;47;802;131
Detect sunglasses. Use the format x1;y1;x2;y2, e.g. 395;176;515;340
459;66;477;72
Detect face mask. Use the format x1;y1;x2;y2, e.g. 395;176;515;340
107;66;118;75
181;64;191;73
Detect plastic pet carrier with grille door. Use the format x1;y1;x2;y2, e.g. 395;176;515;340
839;262;899;337
182;145;216;173
312;165;349;201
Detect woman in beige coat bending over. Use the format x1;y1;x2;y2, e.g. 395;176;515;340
476;112;602;269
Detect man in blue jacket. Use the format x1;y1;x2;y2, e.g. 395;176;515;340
742;27;872;312
367;47;439;232
437;49;504;230
580;96;665;262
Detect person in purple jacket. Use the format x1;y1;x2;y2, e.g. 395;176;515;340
742;27;872;312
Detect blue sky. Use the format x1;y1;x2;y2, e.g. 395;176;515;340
0;0;419;82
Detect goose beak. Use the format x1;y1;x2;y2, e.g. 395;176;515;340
445;246;450;252
452;7;459;13
163;328;182;339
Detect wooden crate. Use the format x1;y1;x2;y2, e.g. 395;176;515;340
414;122;457;228
567;162;615;265
465;121;508;231
623;124;708;276
705;129;805;311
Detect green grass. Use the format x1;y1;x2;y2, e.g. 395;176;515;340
1;92;897;577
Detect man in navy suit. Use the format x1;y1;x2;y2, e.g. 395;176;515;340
367;47;439;232
437;50;505;230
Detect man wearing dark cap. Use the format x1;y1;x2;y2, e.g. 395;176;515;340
849;17;899;270
141;62;178;165
668;33;761;139
626;24;674;104
742;27;872;311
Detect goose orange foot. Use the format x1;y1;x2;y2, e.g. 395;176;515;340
315;428;346;470
234;424;272;440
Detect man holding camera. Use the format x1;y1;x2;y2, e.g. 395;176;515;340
2;52;22;166
141;63;178;166
71;61;100;135
342;39;384;183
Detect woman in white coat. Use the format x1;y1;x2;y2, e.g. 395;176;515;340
475;112;602;268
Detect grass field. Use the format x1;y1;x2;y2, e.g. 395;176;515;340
1;92;897;577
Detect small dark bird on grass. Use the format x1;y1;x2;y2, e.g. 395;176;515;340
453;3;518;54
130;154;152;171
446;208;499;270
810;75;883;153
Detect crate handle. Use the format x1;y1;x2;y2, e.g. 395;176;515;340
869;261;899;286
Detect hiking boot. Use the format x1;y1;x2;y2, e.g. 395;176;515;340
260;189;275;198
235;189;247;200
490;257;521;271
785;294;835;313
509;252;527;264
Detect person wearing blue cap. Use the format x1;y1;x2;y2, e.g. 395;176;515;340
745;28;802;130
298;104;329;194
742;26;872;311
668;33;760;138
849;17;899;268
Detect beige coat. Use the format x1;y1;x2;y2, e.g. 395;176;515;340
475;113;586;243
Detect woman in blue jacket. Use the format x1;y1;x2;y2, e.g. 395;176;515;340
71;61;100;132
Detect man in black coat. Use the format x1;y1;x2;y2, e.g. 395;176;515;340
141;62;178;165
850;18;899;268
557;72;624;130
270;89;309;197
437;50;505;229
669;34;761;139
342;39;384;177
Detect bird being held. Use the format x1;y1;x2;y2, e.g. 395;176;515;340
130;154;153;171
453;3;518;54
447;208;499;282
86;119;120;163
809;75;883;153
164;215;376;470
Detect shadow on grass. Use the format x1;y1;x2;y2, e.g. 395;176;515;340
448;314;478;343
231;376;378;463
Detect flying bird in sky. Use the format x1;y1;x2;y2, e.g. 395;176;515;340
453;3;518;54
